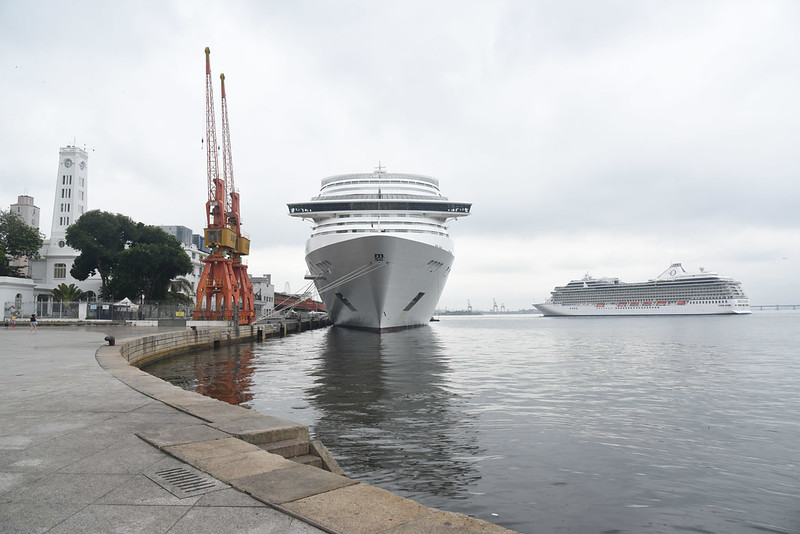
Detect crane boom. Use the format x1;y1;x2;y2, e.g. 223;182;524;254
204;47;225;229
218;71;254;322
219;73;239;236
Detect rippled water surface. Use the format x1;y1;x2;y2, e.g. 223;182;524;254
144;312;800;533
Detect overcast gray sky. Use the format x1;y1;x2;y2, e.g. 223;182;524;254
2;0;798;310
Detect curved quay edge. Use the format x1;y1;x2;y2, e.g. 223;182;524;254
96;325;515;534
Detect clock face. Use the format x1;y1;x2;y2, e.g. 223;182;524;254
64;158;73;168
79;161;86;170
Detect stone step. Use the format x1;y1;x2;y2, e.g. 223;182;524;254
290;454;323;469
209;415;310;446
260;438;310;458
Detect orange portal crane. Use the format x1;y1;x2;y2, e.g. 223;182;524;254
219;71;254;323
194;47;253;324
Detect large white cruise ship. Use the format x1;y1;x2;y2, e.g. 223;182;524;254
535;263;751;316
288;167;471;332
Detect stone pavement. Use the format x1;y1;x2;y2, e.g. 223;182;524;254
0;325;325;533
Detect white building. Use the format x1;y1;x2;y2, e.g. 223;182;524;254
10;195;40;228
251;274;275;319
0;276;35;321
3;146;102;318
7;195;40;274
158;225;209;294
3;197;40;318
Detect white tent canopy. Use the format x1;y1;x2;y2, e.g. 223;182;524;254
115;297;139;310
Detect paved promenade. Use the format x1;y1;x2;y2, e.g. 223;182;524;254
0;325;324;533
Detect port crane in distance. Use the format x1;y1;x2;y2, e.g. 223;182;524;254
194;47;255;324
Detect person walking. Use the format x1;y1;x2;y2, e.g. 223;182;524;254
30;314;38;332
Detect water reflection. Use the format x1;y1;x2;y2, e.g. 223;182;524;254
143;343;257;406
307;327;482;502
136;314;800;532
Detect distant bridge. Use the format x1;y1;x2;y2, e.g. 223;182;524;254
751;304;800;311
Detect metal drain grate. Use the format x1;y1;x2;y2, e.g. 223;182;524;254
145;466;228;499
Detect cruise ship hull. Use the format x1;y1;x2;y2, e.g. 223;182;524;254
535;300;751;317
306;235;453;332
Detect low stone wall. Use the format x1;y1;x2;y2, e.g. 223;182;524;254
119;324;279;367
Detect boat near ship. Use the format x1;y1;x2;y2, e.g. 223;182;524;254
535;263;751;316
288;166;471;332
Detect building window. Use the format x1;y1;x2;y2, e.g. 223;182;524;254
54;263;67;279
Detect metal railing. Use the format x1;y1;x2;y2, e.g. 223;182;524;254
85;301;195;321
3;300;196;321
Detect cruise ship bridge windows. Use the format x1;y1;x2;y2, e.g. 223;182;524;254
317;228;448;237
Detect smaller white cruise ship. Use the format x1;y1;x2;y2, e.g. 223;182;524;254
535;263;751;316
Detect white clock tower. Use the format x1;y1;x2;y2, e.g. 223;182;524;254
49;145;89;245
29;145;100;298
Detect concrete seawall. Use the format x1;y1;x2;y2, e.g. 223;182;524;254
102;326;515;533
118;324;271;367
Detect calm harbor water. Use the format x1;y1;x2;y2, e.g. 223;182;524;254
144;312;800;533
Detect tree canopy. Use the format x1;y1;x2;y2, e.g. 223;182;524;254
66;210;192;300
0;210;44;277
66;210;137;289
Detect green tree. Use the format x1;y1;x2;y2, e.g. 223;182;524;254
51;283;86;303
67;211;191;300
66;210;137;292
0;210;44;277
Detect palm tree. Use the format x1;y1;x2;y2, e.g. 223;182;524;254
169;277;195;297
51;283;86;303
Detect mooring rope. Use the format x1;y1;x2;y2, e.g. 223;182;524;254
314;261;387;294
252;261;388;324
